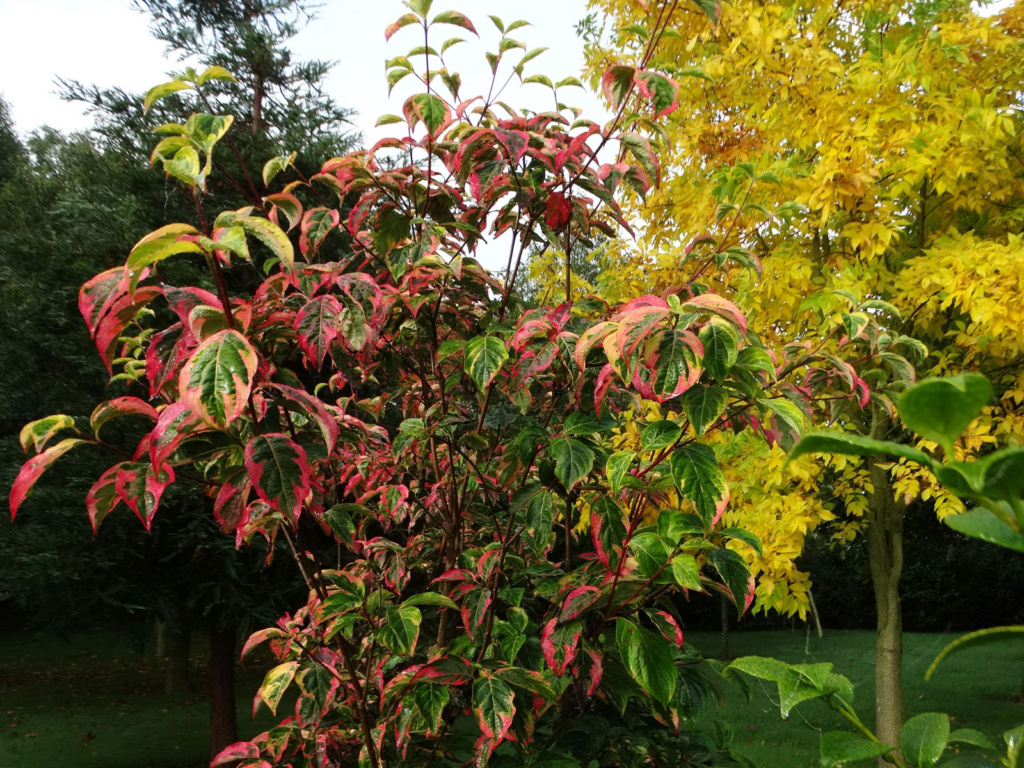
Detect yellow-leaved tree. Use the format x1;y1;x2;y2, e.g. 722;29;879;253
570;0;1024;753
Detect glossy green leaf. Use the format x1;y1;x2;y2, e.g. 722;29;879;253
900;712;950;768
382;605;422;657
670;443;727;526
926;625;1024;680
708;547;751;615
616;618;676;706
473;674;516;742
510;484;554;553
898;374;992;456
683;385;728;435
180;329;258;428
698;319;739;380
244;433;311;523
820;732;893;768
670;554;701;589
640;420;682;452
262;152;296;186
549;437;595;490
606;450;635;493
259;661;298;716
402;592;459;611
414;684;449;734
629;532;671;578
464;336;508;391
945;508;1024;554
788;431;934;468
196;65;236;86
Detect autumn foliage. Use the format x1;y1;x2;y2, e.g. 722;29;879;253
7;3;911;767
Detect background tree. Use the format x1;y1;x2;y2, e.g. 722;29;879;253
582;0;1024;753
1;0;359;757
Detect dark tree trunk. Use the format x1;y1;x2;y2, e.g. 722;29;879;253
165;613;192;697
208;627;238;759
867;410;906;767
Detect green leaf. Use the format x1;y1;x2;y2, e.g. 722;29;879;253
465;336;508;391
900;712;950;768
616;619;676;706
765;398;806;450
163;146;202;186
144;79;191;112
124;223;203;295
926;625;1024;680
414;684;449;734
235;214;295;269
549;437;595;490
244;433;311;523
180;329;258;428
944;508;1024;554
641;420;682;452
473;674;516;742
898;374;992;456
690;0;722;23
726;656;792;683
619;132;660;187
196;66;235;86
717;527;763;556
670;443;727;526
734;346;776;378
601;65;635;109
402;592;459;611
652;329;698;399
606;450;635;494
820;732;893;768
629;533;671;578
432;10;477;34
324;505;356;542
708;547;751;615
683;385;728;435
977;447;1024;502
259;661;298;716
670;554;701;589
19;414;76;453
947;729;995;750
492;667;557;700
262;152;296;187
699;319;739;380
788;431;934;468
382;605;422;656
404;93;449;135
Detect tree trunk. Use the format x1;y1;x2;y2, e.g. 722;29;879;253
719;593;731;659
165;614;192;697
154;617;167;660
867;447;906;765
208;627;238;759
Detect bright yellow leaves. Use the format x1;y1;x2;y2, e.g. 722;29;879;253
582;0;1024;617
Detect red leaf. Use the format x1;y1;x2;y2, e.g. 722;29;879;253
149;401;204;469
94;287;163;373
10;438;84;519
540;617;581;677
244;433;311;523
544;192;571;229
558;586;602;622
211;741;260;766
295;295;341;369
271;384;340;455
115;462;175;530
79;267;130;339
89;397;159;438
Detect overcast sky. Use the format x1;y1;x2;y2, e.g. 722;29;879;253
0;0;609;141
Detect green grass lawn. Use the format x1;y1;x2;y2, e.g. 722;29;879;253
688;629;1024;767
1;628;1021;767
0;629;278;768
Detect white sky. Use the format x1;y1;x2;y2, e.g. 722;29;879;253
0;0;609;142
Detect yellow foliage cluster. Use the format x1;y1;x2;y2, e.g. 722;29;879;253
580;0;1024;615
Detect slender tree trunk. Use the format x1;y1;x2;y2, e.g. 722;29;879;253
165;612;192;697
252;74;264;133
154;617;167;660
867;430;906;765
208;627;238;759
719;593;731;659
